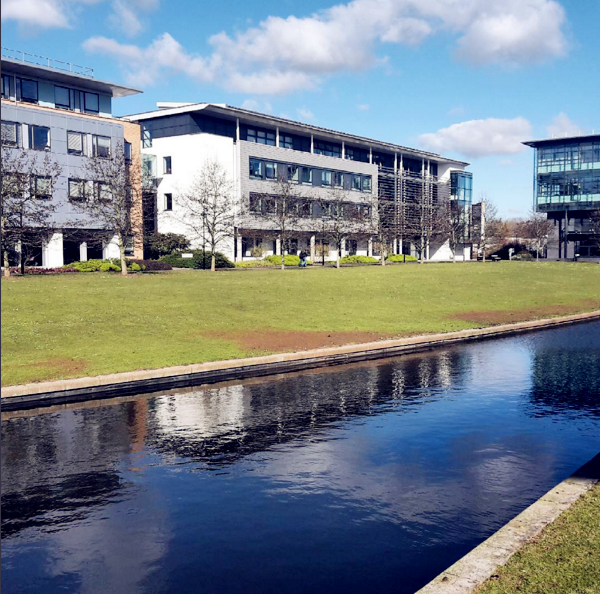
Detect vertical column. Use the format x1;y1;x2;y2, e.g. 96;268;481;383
368;237;373;257
236;235;243;262
276;238;281;256
310;235;316;261
310;134;314;153
342;141;345;159
276;126;279;147
394;153;397;174
15;241;22;268
42;232;64;268
236;118;240;142
426;242;430;261
341;237;346;258
393;238;398;255
80;241;88;262
369;147;372;164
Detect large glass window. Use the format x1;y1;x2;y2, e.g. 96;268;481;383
249;158;263;178
67;131;85;155
124;141;132;162
314;140;341;158
1;74;12;99
1;121;19;147
246;127;276;146
333;172;344;188
352;174;362;191
33;176;52;199
69;179;87;201
287;164;299;183
92;135;111;158
321;170;332;186
29;125;50;151
95;182;112;202
55;86;72;110
84;92;99;113
362;176;372;193
302;167;313;185
280;135;293;149
345;146;369;163
265;161;277;179
142;125;152;148
19;79;38;103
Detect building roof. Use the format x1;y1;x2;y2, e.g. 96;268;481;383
125;102;469;166
523;133;600;148
1;57;141;98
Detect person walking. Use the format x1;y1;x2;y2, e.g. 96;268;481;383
298;250;307;267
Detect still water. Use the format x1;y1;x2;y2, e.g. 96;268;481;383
2;322;600;594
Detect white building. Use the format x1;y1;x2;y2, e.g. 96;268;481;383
127;102;473;262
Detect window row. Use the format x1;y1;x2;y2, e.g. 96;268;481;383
249;158;372;193
1;73;101;114
248;193;371;219
68;179;112;202
2;173;54;199
1;121;125;159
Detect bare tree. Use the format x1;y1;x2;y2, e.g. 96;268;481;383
1;141;62;277
523;209;554;260
73;140;143;276
440;200;468;263
315;188;370;268
176;160;236;272
587;208;600;264
474;193;501;262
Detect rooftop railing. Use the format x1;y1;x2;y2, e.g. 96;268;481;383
1;47;94;77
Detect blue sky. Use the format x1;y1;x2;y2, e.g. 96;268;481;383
2;0;598;217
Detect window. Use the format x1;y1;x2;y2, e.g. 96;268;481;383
84;92;99;113
69;179;87;201
29;125;50;151
142;125;152;148
19;79;38;104
67;131;85;155
356;203;370;218
163;156;172;175
352;175;362;191
265;161;276;180
95;182;112;202
33;176;52;199
1;121;19;147
321;170;332;186
280;135;293;149
314;140;341;158
249;158;263;178
333;171;344;188
246;127;276;146
1;74;11;99
124;141;132;162
287;164;299;183
92;135;111;158
55;86;72;110
345;146;369;163
302;167;313;185
164;193;173;211
362;176;372;193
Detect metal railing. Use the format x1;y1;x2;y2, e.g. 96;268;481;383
1;47;94;77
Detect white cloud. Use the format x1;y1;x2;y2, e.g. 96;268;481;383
2;0;158;35
241;99;273;114
357;103;370;111
419;117;532;158
546;112;583;138
297;107;315;121
82;0;569;93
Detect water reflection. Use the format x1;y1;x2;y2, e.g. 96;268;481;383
2;322;599;594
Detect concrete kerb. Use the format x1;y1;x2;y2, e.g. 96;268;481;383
2;310;599;411
415;452;600;594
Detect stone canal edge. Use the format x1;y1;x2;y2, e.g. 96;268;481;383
2;310;599;412
415;452;600;594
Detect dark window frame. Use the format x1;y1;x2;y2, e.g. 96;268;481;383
68;178;88;202
164;193;173;211
18;78;38;104
29;125;51;151
163;156;172;175
55;85;73;110
67;130;85;156
1;121;20;147
92;134;111;158
84;92;100;113
33;175;52;199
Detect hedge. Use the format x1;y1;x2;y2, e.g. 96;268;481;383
386;254;418;262
66;259;143;273
129;259;173;271
159;250;235;269
339;255;378;264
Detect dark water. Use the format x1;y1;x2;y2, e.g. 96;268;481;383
2;322;600;594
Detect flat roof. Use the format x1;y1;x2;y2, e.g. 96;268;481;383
523;133;600;148
126;102;469;166
1;57;142;98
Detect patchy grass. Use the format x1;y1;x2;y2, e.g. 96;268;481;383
475;483;600;594
2;261;599;386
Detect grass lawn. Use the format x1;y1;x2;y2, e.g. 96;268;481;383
475;482;600;594
1;261;599;386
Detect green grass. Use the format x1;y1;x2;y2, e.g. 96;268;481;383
475;483;600;594
2;262;599;386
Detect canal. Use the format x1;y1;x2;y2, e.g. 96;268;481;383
2;321;599;594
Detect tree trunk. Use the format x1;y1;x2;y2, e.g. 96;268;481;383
119;242;128;276
336;247;340;269
381;248;386;266
3;249;11;278
211;253;216;272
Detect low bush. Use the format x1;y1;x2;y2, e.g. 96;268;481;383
128;259;172;271
263;254;301;266
68;259;144;273
144;232;190;260
386;254;418;262
99;262;120;272
159;250;235;269
235;260;276;268
340;255;378;264
514;251;534;261
8;267;79;275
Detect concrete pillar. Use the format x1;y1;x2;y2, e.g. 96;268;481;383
310;134;314;153
341;237;346;258
236;118;240;142
80;242;88;262
398;238;403;256
236;235;243;262
15;241;22;268
342;141;345;159
393;238;398;255
275;238;281;256
368;237;373;257
426;242;430;261
42;232;64;268
276;126;279;147
310;235;316;261
369;147;372;164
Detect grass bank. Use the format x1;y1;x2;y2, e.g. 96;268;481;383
2;262;599;386
475;482;600;594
